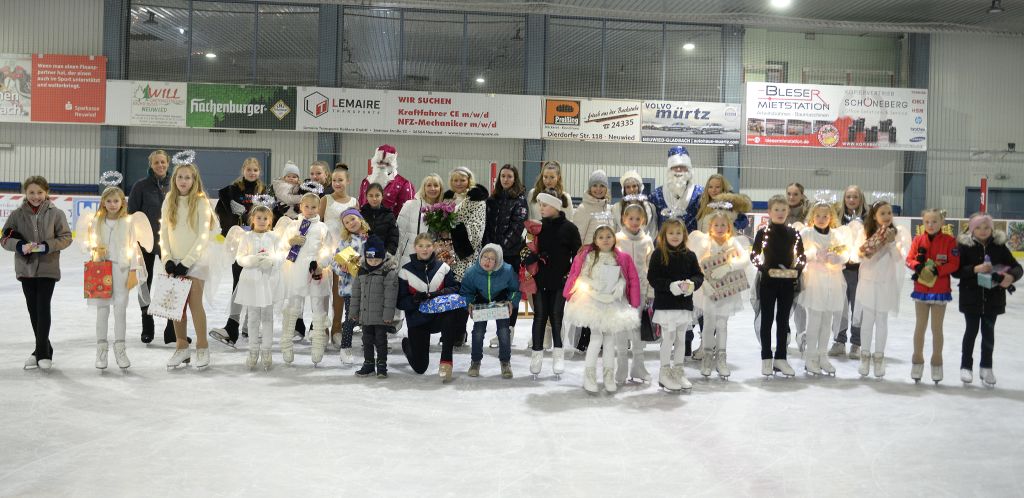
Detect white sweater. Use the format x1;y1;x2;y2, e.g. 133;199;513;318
159;196;214;267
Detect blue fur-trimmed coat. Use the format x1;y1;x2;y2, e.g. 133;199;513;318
650;184;703;232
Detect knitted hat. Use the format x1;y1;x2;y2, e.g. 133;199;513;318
363;235;386;260
282;161;300;178
340;208;363;221
537;192;562;209
372;144;398;169
620;170;644;194
666;146;692;169
588;169;609;188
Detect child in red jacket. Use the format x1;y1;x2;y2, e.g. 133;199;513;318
906;209;960;384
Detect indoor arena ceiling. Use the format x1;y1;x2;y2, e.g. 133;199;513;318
309;0;1024;35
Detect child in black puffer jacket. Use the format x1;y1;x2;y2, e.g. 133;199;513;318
360;183;400;256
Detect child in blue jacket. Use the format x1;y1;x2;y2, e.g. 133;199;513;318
461;243;520;379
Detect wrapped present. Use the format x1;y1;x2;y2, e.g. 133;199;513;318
700;246;750;301
419;293;467;314
84;260;114;299
916;261;938;288
472;301;511;322
334;246;360;276
979;266;1010;289
768;268;799;279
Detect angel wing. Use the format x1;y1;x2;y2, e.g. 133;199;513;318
74;208;97;254
223;225;249;258
129;212;154;252
845;220;866;264
686;230;710;259
895;225;912;259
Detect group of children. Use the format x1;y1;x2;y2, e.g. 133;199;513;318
3;149;1021;394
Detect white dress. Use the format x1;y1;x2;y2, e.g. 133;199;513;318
688;233;751;317
87;218;142;307
616;229;654;302
798;227;850;313
279;215;333;298
234;231;284;307
323;194;357;243
855;226;910;315
564;252;640;334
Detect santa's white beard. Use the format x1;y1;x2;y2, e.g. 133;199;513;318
665;175;691;200
368;165;396;187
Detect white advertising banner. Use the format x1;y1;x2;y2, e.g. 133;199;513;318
0;53;32;122
541;98;642;143
105;80;186;128
296;87;541;139
745;82;928;151
640;100;742;146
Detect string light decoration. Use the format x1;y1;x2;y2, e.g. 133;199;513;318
250;194;276;208
171;150;196;166
707;200;734;211
622;194;648;203
98;171;123;187
751;222;807;270
812;190;837;207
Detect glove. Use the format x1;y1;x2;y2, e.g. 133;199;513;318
413;291;429;304
165;260;177;274
174;263;189;277
522;252;540;266
259;257;274;270
309;261;322;281
230;200;246;215
709;265;731;280
289;235;306;246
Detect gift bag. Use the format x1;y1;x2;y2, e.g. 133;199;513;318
148;273;193;322
640;305;661;342
419;293;467;314
84;260;114;299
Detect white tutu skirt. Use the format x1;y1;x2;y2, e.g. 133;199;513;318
282;257;332;298
234;267;284;307
563;295;639;335
652;309;694;330
87;262;131;307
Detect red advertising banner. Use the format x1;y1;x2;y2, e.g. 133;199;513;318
30;54;106;123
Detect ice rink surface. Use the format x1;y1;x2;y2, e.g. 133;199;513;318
2;249;1022;497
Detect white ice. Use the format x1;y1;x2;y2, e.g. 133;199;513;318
1;248;1022;497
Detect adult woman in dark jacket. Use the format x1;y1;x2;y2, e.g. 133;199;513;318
126;149;173;344
483;164;528;331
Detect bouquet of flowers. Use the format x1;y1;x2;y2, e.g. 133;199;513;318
421;201;458;234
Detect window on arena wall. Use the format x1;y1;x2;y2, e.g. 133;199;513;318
465;14;525;95
400;11;465;92
546;18;603;98
341;8;401;89
256;4;318;86
604;21;664;100
127;0;190;81
664;25;723;102
742;29;901;88
189;1;256;83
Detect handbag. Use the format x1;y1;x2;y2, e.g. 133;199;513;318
148;273;193;322
451;223;473;259
419;293;468;314
84;260;114;299
640;305;660;341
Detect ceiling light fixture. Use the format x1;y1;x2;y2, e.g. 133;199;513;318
770;0;792;9
683;43;696;51
989;0;1004;13
475;77;485;84
178;27;185;34
205;53;217;59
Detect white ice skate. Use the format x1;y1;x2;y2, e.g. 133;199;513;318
195;348;210;370
931;365;943;384
761;359;773;377
310;316;328;366
672;364;692;390
773;359;795;377
529;351;543;379
911;363;924;383
247;347;259;369
113;341;130;372
716;350;731;379
873;353;885;378
281;311;296;365
208;327;237;349
848;345;861;360
827;342;846;357
981;368;996;387
552;348;565;377
818;354;835;376
24;354;38;370
604;368;618;393
260;348;273;371
691;344;703;361
960;368;973;384
338;347;354;366
583;367;599;394
804;356;821;376
167;348;191;369
858;353;871;377
658;366;682;392
95;341;108;370
38;359;52;370
629;343;651;383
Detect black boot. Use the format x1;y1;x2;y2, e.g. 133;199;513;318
577;328;591;352
163;320;191;345
376;361;388;378
355;362;375;377
684;329;694;356
140;309;154;344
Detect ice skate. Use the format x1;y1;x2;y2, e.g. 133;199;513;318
281;311;296;364
95;341;108;370
804;356;821;376
331;331;342;349
692;344;704;361
981;368;996;387
669;364;692;390
629;344;651;383
584;367;599;394
195;348;210;370
208;327;237;349
658;366;682;392
873;353;885;378
931;365;943;384
848;345;861;360
858;352;871;377
604;368;618;393
310;315;328;366
911;363;924;383
24;354;38;370
376;362;388;378
246;347;259;369
552;348;565;377
501;362;513;379
338;348;354;366
818;354;835;376
716;350;731;379
827;342;846;357
529;350;543;379
167;348;191;369
468;361;481;378
355;362;375;377
960;368;973;384
700;351;713;378
260;348;272;371
615;347;628;384
38;359;52;370
761;359;773;377
773;359;795;377
439;362;453;383
113;341;130;372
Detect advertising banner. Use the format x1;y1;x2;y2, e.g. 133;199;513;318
745;82;927;151
30;54;106;123
0;53;32;122
640;100;742;145
296;87;540;139
186;83;296;130
105;80;186;128
541;98;642;143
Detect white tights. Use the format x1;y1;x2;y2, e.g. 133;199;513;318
805;310;838;358
701;313;729;353
584;329;618;371
660;326;688;367
96;303;128;343
246;305;275;350
860;308;889;354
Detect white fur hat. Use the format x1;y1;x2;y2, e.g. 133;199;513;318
620;170;644;194
282;161;300;178
666;146;692;169
537;192;562;209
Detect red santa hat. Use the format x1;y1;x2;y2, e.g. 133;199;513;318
372;144;398;169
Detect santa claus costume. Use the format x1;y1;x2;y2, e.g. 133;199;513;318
650;146;704;232
358;144;417;219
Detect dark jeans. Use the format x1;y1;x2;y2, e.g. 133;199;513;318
21;278;56;360
532;288;565;351
472;318;511;363
961;313;998;370
361;324;389;364
834;267;862;346
404;311;461;374
759;276;796;360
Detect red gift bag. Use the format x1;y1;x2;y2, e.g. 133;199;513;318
84;260;114;299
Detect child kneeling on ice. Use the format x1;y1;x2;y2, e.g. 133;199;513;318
563;225;641;394
460;243;520;379
350;235;399;378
